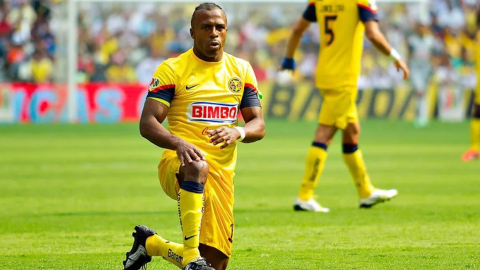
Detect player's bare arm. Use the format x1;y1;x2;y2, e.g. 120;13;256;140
364;21;409;79
140;98;205;166
279;17;311;71
209;106;265;149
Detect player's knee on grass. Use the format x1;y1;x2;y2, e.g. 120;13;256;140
473;104;480;119
199;244;229;270
181;160;209;185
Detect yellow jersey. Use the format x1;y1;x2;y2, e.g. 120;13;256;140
147;48;260;180
31;58;53;83
303;0;379;89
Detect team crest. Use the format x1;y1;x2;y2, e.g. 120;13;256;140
149;78;160;91
228;77;242;93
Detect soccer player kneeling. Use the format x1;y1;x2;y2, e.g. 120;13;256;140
122;3;265;270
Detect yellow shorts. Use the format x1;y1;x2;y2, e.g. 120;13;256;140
158;152;234;258
318;87;358;130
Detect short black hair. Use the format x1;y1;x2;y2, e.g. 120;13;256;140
191;2;224;27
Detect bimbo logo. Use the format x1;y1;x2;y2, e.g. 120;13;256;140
187;101;238;124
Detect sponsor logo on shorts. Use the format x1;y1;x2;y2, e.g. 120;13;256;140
187;102;238;124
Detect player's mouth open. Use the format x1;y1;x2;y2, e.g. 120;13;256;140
208;41;220;49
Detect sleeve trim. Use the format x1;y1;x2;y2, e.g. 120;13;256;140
240;84;261;109
302;3;317;22
244;83;258;94
357;4;377;14
150;84;176;93
148;97;171;107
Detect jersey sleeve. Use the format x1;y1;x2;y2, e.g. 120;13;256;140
147;62;175;107
240;63;261;109
302;1;317;22
357;0;378;22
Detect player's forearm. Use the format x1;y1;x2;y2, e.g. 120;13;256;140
285;30;304;58
139;117;184;150
285;17;310;58
365;29;391;56
240;117;265;143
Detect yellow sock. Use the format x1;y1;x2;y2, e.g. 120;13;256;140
178;181;204;267
471;118;480;151
146;234;184;269
342;144;374;199
298;142;328;201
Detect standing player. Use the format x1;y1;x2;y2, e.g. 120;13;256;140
280;0;409;212
408;21;437;128
462;9;480;161
122;3;265;270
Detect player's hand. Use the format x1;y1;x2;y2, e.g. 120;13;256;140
208;127;241;149
175;141;205;167
278;57;295;71
394;59;409;80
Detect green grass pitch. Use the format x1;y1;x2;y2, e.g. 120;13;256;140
0;120;479;269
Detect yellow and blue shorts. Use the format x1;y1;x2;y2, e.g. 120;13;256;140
158;151;235;257
318;87;358;130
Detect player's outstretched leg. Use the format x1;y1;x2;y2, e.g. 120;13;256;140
462;104;480;161
294;124;336;212
123;225;214;269
123;225;156;270
341;122;397;208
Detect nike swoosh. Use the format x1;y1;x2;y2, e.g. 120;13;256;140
184;234;197;241
186;84;199;90
125;245;147;268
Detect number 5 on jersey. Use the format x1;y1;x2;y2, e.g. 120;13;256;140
324;15;337;46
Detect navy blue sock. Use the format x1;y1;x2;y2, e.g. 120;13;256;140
180;181;204;194
342;143;358;154
312;141;328;151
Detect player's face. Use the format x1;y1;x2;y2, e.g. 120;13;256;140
190;9;227;62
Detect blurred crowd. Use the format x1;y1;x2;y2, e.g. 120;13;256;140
0;0;478;90
359;0;478;90
0;0;54;83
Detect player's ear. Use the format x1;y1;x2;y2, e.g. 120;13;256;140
190;28;194;39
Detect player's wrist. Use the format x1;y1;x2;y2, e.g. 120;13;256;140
281;57;295;70
171;136;188;150
233;127;246;142
389;48;401;62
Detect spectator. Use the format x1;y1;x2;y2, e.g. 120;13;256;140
0;0;476;89
135;46;164;85
105;51;136;83
437;0;465;31
30;49;53;83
